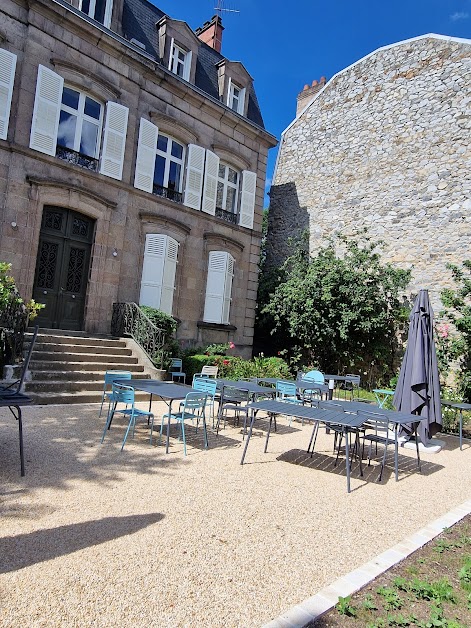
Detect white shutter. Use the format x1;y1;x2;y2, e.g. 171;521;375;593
183;143;205;210
160;237;179;315
203;251;230;324
134;118;158;193
239;170;257;229
103;0;113;28
29;65;63;156
99;101;128;180
222;254;234;324
0;49;17;141
139;234;166;309
226;77;232;107
168;37;175;70
237;87;246;115
201;149;219;215
183;50;192;82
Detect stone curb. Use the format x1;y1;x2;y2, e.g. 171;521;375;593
263;498;471;628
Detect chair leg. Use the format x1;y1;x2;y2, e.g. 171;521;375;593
149;414;155;445
101;405;116;443
121;412;135;451
181;420;187;456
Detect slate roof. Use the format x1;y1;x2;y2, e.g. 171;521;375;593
121;0;265;129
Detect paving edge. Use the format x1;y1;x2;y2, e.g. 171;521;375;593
263;498;471;628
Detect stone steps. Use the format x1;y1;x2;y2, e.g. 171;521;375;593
23;328;152;404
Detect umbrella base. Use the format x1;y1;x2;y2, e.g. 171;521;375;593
398;435;444;454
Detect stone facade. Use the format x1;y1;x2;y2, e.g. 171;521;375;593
268;35;471;311
0;0;276;357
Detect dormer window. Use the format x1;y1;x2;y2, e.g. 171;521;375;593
169;40;192;81
78;0;113;28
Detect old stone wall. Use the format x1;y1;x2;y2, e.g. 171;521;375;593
268;35;471;311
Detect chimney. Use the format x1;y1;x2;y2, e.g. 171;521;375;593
195;15;224;53
296;76;327;115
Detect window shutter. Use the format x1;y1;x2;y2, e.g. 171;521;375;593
0;49;17;141
99;101;128;181
226;77;232;107
103;0;113;28
183;143;205;210
203;251;231;324
239;170;257;229
160;237;179;315
134;118;158;193
183;50;192;82
201;149;219;215
237;87;246;115
168;37;175;70
222;253;234;324
139;234;166;310
29;65;63;156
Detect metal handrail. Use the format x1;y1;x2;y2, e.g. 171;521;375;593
111;302;168;368
0;289;29;366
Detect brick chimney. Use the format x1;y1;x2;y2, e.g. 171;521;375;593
296;76;327;115
195;15;224;53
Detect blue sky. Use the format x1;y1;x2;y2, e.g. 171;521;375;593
154;0;470;204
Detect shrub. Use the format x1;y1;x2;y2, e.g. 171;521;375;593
139;305;178;370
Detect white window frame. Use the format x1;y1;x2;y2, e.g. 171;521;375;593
217;163;240;215
168;39;192;81
154;133;185;193
227;78;246;115
78;0;113;28
57;87;103;158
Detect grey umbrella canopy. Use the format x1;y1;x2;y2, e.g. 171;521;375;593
393;289;442;444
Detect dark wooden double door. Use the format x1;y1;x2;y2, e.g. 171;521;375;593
33;207;95;330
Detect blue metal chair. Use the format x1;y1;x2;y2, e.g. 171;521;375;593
157;392;209;456
101;383;154;451
99;370;132;417
169;358;186;383
301;370;325;403
215;385;250;434
192;377;217;424
275;380;303;425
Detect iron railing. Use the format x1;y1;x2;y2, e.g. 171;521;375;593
56;146;99;171
111;302;168;368
0;290;29;366
215;207;238;225
152;184;183;204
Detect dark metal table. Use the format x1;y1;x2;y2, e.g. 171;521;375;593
115;379;195;453
244;399;365;493
0;392;33;476
215;379;274;398
441;399;471;450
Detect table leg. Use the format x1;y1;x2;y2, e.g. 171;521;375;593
308;421;319;455
414;424;421;472
241;409;255;465
264;413;274;453
166;400;172;454
17;406;24;477
344;427;351;493
459;409;463;451
394;424;399;481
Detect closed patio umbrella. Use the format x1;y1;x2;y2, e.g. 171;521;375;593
393;289;442;444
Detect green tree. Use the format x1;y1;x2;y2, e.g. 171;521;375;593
440;260;471;402
259;231;411;384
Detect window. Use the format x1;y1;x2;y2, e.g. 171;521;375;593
57;87;103;161
227;79;246;115
154;134;185;201
30;65;129;180
203;251;234;324
139;234;179;315
216;164;239;216
168;40;192;81
79;0;113;27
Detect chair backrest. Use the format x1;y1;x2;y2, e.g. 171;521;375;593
182;391;208;412
303;370;324;384
359;410;391;437
276;380;297;400
112;382;135;405
104;370;132;387
170;358;182;371
192;377;217;396
200;365;218;378
345;374;361;386
221;385;250;404
0;325;39;396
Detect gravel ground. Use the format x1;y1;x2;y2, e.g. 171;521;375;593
1;401;470;627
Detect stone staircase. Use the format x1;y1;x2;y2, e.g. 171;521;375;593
23;329;152;404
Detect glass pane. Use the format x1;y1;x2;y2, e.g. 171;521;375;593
84;97;101;120
154;155;165;187
176;61;184;78
228;168;238;184
171;141;183;160
218;164;226;179
168;161;181;191
62;87;80;110
94;0;106;23
81;0;91;15
226;188;236;213
57;110;77;149
216;182;224;208
80;119;99;157
157;135;168;153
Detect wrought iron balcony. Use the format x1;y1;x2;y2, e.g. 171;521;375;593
56;146;99;171
152;184;183;204
215;207;238;225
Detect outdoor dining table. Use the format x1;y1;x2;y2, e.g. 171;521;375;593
243;399;365;493
440;399;471;450
254;377;330;399
215;379;275;399
320;399;427;481
0;392;33;476
115;379;195;453
372;388;395;408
